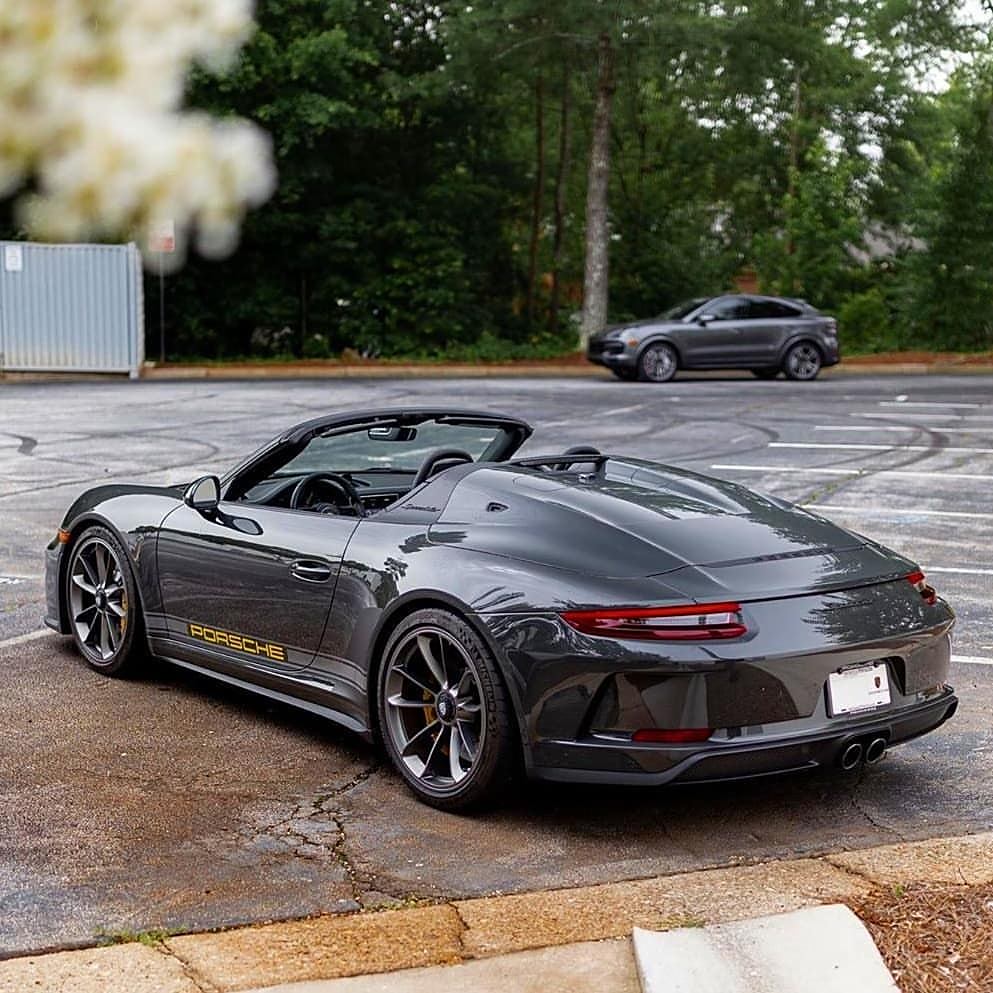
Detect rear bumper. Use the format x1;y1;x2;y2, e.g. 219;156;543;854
528;690;957;785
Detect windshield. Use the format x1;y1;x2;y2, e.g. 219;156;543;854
278;420;505;475
659;298;707;320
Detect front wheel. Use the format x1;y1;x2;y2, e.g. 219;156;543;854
66;526;146;675
378;609;517;811
637;343;678;383
782;342;822;381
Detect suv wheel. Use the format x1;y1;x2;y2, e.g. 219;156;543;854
638;343;678;383
782;342;822;381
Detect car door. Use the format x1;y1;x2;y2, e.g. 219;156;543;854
682;296;751;366
737;298;802;365
154;500;358;675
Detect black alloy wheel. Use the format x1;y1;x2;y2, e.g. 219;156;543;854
378;608;516;811
66;526;145;675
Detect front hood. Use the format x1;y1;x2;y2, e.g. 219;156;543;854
432;460;911;597
597;318;682;339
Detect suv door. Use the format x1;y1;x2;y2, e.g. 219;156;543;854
738;298;805;365
683;296;752;366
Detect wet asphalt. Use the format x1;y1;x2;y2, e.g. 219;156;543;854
1;371;991;956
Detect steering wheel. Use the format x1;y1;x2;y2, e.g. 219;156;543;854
289;472;365;516
411;448;474;488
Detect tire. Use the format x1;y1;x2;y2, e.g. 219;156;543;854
377;608;517;811
637;342;678;383
65;525;146;676
751;368;779;380
611;367;638;381
782;342;822;381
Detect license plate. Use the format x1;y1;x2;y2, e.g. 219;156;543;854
827;662;891;716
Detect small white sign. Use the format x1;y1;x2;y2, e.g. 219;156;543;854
148;220;176;254
4;244;23;272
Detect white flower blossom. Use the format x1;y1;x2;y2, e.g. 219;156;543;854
0;0;276;268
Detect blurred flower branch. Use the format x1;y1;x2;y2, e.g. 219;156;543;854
0;0;275;267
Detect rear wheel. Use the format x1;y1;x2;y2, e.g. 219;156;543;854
378;608;516;811
782;342;822;381
751;368;779;380
637;343;678;383
66;526;146;675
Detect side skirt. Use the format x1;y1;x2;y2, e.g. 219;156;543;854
153;651;374;741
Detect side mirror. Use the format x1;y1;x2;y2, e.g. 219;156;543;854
697;312;716;325
184;475;221;513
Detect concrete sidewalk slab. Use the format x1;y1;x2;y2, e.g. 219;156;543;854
0;942;199;993
632;905;898;993
242;938;639;993
164;905;463;993
826;830;993;886
454;857;871;958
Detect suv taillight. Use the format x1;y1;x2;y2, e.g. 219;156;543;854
907;570;937;605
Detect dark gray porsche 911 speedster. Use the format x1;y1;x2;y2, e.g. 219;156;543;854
45;407;957;810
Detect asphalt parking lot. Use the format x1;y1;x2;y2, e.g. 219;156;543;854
1;372;992;957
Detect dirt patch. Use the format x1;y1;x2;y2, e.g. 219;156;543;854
853;882;993;992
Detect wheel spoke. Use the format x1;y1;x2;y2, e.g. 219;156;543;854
387;693;430;709
95;545;109;583
72;573;97;595
396;667;434;697
79;551;99;587
401;718;441;758
106;599;126;619
455;669;473;697
99;614;112;658
74;603;97;624
456;700;481;718
421;726;445;777
457;721;478;762
106;613;121;651
417;634;447;689
449;725;464;782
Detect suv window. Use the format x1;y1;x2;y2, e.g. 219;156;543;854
705;297;751;320
745;299;802;319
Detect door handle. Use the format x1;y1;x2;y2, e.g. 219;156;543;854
290;560;333;583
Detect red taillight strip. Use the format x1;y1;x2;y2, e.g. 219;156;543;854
633;728;713;744
560;602;747;641
907;570;937;605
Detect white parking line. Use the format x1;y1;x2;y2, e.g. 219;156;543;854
816;425;993;433
852;412;993;421
926;566;993;576
805;504;993;521
952;655;993;666
0;629;52;648
772;442;993;453
879;401;986;409
711;464;993;481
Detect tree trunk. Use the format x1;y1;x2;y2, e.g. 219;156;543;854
580;32;615;346
549;70;572;333
526;75;546;326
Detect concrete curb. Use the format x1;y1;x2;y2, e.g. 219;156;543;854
5;360;993;383
3;830;992;992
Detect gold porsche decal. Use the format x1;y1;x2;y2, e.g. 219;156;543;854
187;623;286;662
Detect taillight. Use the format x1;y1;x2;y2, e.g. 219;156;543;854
907;570;937;605
560;602;747;641
633;728;713;744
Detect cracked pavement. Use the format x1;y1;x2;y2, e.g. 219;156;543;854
1;373;991;957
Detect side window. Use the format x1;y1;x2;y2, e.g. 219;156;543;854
746;300;801;319
705;297;750;320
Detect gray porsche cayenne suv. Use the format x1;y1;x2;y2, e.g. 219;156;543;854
587;294;840;382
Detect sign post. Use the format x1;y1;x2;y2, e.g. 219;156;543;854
147;221;176;364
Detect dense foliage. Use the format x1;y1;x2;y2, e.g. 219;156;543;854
132;2;993;356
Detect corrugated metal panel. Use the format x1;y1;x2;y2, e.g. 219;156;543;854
0;242;143;377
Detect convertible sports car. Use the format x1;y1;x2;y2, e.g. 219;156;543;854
45;407;957;810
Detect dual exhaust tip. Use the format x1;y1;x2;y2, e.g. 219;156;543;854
838;736;888;771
